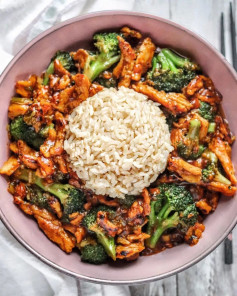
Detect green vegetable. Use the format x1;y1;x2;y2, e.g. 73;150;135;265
82;205;116;260
165;113;178;131
208;122;216;133
95;73;117;88
38;123;54;138
146;183;198;249
10;116;45;150
118;195;137;208
81;244;108;264
147;48;199;92
43;51;76;85
26;185;52;211
17;169;85;222
177;119;205;160
52;171;69;184
83;33;121;81
198;101;216;121
10;97;32;104
202;151;231;185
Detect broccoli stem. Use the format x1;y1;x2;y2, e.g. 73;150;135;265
84;32;121;82
202;151;231;185
148;212;179;248
147;47;198;93
157;202;170;219
214;171;231;185
17;169;74;204
157;52;177;71
161;48;190;68
43;51;76;85
148;226;166;249
151;56;159;73
43;62;54;85
187;119;201;140
163;206;174;219
92;227;116;261
86;54;120;81
177;118;205;160
146;184;198;249
208;122;216;133
167;59;179;72
148;201;177;248
149;201;157;226
146;201;158;236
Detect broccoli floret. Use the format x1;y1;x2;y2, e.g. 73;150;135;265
198;102;216;133
117;195;137;208
81;244;108;264
147;49;199;92
207;122;216;133
177;119;205;160
17;169;85;222
52;171;69;184
10;116;45;150
202;151;231;185
94;33;120;52
198;101;216;121
181;203;198;226
83;205;116;260
95;73;117;88
83;33;121;82
162;109;178;131
59;188;85;222
38;123;54;138
146;183;198;248
26;185;52;211
43;51;76;85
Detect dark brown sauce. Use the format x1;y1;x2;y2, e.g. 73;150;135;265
142;243;166;256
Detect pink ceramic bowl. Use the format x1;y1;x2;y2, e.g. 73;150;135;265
0;11;236;284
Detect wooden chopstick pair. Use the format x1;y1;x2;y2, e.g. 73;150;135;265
221;2;237;70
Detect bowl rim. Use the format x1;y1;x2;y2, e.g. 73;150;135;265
0;10;237;285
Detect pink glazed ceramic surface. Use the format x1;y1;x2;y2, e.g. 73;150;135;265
0;11;236;284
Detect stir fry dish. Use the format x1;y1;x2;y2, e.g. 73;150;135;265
0;26;236;265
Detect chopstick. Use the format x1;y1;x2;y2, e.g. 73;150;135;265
220;5;234;265
224;233;233;264
221;12;226;56
230;2;237;70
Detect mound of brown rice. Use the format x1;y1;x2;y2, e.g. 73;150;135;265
64;87;173;198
